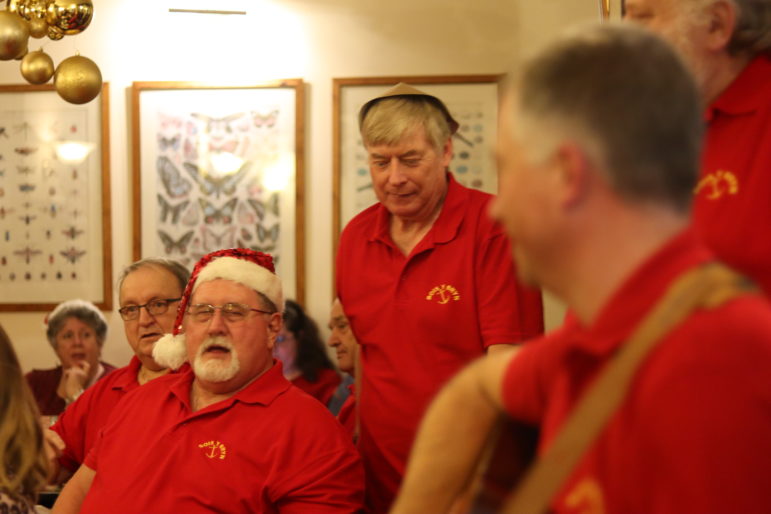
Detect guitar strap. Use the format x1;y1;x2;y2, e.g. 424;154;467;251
499;262;756;513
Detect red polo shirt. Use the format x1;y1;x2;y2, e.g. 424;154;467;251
502;230;771;513
337;173;544;512
291;367;342;407
52;356;142;472
695;55;771;296
81;362;364;513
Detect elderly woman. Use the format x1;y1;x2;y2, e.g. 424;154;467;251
25;300;116;417
0;324;49;512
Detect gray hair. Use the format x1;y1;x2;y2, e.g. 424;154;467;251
729;0;771;54
46;300;108;349
504;23;702;212
117;258;190;296
360;97;452;153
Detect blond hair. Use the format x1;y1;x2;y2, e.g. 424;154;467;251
360;97;452;153
0;325;49;504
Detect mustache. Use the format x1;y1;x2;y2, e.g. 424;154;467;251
197;336;235;355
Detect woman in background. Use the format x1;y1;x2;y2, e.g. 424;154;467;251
274;300;343;411
25;300;115;418
0;324;49;512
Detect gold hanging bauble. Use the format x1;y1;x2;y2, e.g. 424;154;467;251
46;0;93;36
7;0;29;15
21;49;54;84
47;24;64;40
28;16;48;38
19;0;51;21
0;11;31;61
14;41;28;60
54;54;102;104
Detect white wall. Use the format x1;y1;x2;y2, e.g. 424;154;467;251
0;0;597;372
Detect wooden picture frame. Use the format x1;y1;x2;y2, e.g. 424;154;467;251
332;74;501;257
0;83;112;311
130;80;305;303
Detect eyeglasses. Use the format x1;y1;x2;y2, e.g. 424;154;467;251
187;303;274;323
118;298;181;321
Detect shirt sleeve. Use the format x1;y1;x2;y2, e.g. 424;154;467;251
476;229;544;347
52;391;91;472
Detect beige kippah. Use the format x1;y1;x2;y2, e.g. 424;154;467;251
358;82;460;135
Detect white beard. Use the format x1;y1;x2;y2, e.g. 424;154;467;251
193;336;240;383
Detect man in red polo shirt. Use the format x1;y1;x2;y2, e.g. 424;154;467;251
392;24;771;513
54;249;364;513
625;0;771;295
50;258;189;476
336;84;544;511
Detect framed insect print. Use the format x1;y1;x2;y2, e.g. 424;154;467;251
332;75;501;254
0;83;112;312
131;80;305;303
599;0;626;20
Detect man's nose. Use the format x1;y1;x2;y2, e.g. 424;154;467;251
207;309;228;334
137;305;155;325
386;160;408;185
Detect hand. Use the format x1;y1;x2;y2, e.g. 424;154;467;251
42;425;65;484
62;360;90;402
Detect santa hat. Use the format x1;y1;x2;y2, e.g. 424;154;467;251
152;248;283;370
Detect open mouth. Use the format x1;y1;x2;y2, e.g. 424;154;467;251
139;331;163;342
204;344;231;355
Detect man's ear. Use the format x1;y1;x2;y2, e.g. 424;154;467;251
441;138;453;167
265;313;282;351
554;142;592;209
703;0;737;52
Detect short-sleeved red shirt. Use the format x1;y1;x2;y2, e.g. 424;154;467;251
337;173;544;512
695;55;771;295
52;356;142;472
502;230;771;513
81;363;364;513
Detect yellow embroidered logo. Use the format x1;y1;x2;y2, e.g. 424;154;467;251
198;440;227;460
695;170;739;200
565;477;606;514
425;284;460;305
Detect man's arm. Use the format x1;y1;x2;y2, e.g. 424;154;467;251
51;464;95;514
391;347;519;514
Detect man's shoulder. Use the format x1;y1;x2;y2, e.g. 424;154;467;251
340;203;381;240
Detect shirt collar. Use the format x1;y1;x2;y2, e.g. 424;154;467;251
706;55;771;121
111;355;143;390
169;359;291;412
565;229;714;357
368;172;467;248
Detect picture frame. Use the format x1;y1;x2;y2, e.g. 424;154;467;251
0;83;112;312
332;75;501;254
131;80;305;303
599;0;625;20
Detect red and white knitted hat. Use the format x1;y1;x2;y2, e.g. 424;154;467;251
152;248;283;370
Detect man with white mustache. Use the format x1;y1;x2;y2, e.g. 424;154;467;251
53;248;364;514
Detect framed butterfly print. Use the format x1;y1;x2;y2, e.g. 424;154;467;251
0;83;112;312
332;75;501;255
131;80;305;303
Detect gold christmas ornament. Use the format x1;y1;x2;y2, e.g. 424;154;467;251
46;0;93;36
7;0;27;15
0;11;31;61
18;0;49;20
47;24;64;40
54;54;102;104
28;16;48;38
14;41;28;60
21;49;54;84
